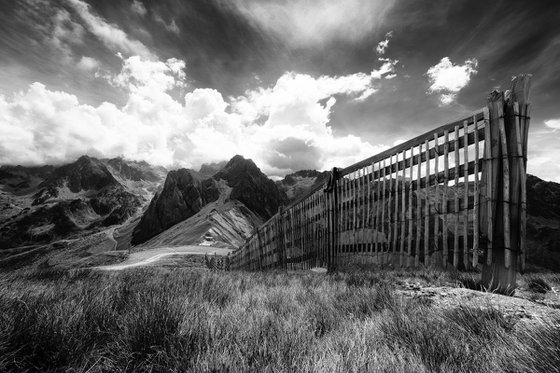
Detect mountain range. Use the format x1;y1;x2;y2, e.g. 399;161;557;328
0;156;165;250
0;155;558;271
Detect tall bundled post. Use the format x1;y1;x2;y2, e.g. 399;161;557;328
481;75;531;294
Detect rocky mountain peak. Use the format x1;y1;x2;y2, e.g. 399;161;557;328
213;155;287;220
131;168;219;245
32;156;119;205
105;157;167;183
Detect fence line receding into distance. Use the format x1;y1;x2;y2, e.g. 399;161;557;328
229;75;531;294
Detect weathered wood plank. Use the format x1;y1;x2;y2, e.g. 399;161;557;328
424;139;430;266
463;120;470;270
483;107;493;266
453;125;460;268
473;115;480;268
443;130;449;268
388;155;394;266
434;133;440;267
368;163;374;254
400;150;406;267
394;154;400;266
415;143;422;267
362;167;368;258
498;105;512;268
378;159;387;264
517;103;528;272
407;147;414;267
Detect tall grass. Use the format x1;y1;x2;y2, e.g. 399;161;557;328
0;268;558;372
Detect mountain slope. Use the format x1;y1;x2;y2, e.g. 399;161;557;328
0;156;168;250
131;169;219;245
214;155;287;220
104;157;167;204
526;174;560;270
136;180;263;249
131;155;287;249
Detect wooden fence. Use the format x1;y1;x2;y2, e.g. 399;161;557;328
229;75;531;293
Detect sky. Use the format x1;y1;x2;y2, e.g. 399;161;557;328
0;0;559;180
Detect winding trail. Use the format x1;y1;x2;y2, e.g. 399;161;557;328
96;245;232;270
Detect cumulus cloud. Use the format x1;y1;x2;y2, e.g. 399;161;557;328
67;0;155;59
376;31;393;55
544;118;560;130
426;57;478;105
131;0;147;16
0;54;392;176
228;0;394;48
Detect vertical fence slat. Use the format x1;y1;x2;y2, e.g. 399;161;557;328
388;156;394;266
393;155;399;266
498;107;512;268
366;167;370;263
443;129;450;268
484;108;493;266
453;125;460;268
407;147;414;267
353;172;357;258
400;151;406;267
370;162;375;256
415;144;422;267
473;115;480;268
515;102;527;272
424;139;430;266
463;120;470;270
381;159;387;265
433;133;440;267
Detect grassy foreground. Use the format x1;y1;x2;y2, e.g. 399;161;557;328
0;268;559;373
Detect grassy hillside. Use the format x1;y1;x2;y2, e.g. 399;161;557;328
0;268;559;372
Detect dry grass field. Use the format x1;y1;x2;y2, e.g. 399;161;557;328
0;267;559;373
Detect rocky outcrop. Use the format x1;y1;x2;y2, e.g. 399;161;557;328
131;169;219;245
276;169;330;202
213;155;287;220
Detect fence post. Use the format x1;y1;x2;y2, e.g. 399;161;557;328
324;167;339;272
481;75;531;294
277;206;287;271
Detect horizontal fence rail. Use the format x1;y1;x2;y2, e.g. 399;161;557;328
229;75;531;293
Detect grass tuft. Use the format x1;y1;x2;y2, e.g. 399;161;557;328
526;275;552;294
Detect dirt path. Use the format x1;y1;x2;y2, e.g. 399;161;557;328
95;245;232;270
